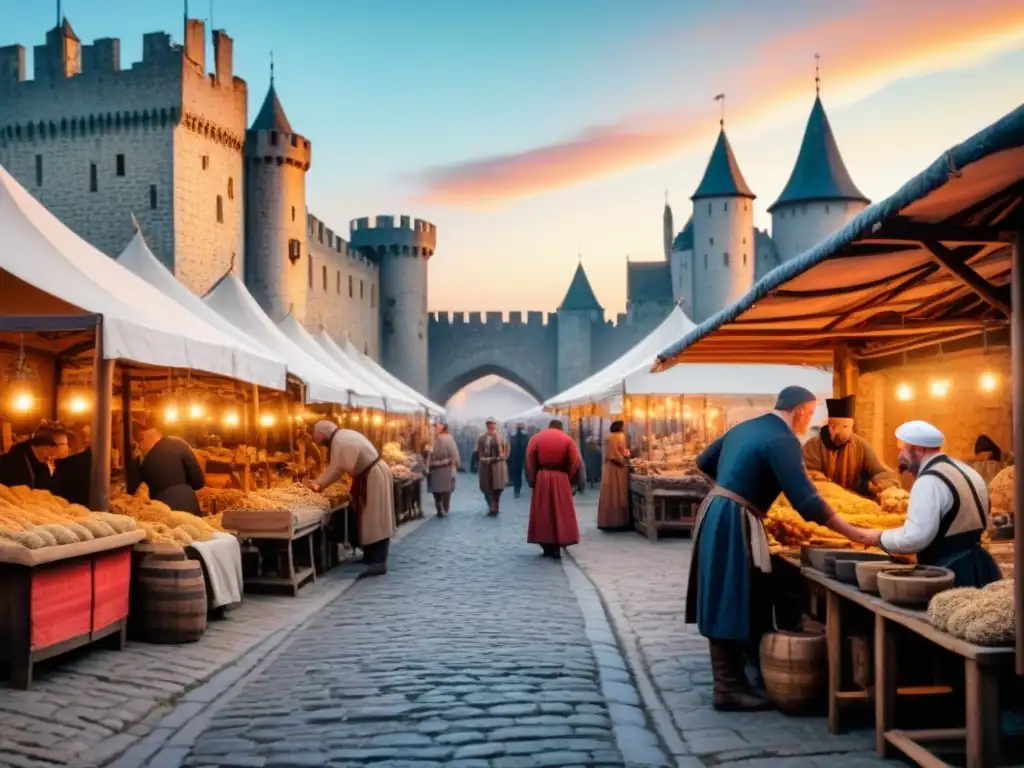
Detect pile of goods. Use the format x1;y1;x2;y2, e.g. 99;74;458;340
197;488;248;516
323;475;352;507
989;466;1014;530
382;441;420;480
927;579;1014;646
629;437;705;478
110;486;224;546
765;480;910;554
0;485;137;549
223;484;330;513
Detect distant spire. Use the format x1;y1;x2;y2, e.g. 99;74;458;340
57;0;61;26
269;50;274;84
814;53;821;96
714;93;725;128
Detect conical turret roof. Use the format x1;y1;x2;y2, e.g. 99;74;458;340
692;129;755;201
60;17;79;41
251;83;293;134
558;262;603;312
769;96;869;212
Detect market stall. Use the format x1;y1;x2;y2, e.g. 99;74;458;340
654;103;1024;766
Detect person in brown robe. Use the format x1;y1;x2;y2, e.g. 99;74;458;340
597;420;631;531
802;395;899;498
476;417;509;515
428;422;461;517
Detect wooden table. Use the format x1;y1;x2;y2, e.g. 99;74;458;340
628;476;705;541
222;507;323;596
800;566;1013;768
393;476;423;527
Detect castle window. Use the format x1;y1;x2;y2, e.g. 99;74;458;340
89;163;98;193
724;201;728;212
348;275;353;298
709;237;714;246
743;252;747;265
825;204;830;213
308;256;313;287
289;239;301;262
116;154;125;177
150;185;158;209
270;131;278;146
291;206;296;222
724;252;730;266
201;155;209;171
742;237;747;245
744;201;748;211
336;271;341;294
704;254;708;270
318;223;323;243
227;178;234;200
216;195;224;223
322;265;327;290
35;155;42;186
371;284;376;308
360;280;364;300
707;203;711;215
364;342;369;355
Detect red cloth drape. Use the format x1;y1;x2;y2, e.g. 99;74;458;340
526;429;581;546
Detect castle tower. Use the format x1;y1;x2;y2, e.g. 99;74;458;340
768;94;869;262
350;215;436;395
668;217;695;314
690;127;755;323
34;17;81;84
244;76;312;323
556;261;603;391
662;196;673;261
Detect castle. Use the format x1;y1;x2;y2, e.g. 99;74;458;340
0;14;869;406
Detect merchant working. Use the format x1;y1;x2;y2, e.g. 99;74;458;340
130;420;205;514
802;395;899;497
307;420;395;577
686;386;872;712
859;421;1001;587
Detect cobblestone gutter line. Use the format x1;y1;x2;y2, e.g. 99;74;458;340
88;515;429;768
562;554;699;768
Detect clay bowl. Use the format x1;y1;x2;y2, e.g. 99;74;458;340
855;561;913;593
876;566;954;607
833;559;861;585
802;547;849;576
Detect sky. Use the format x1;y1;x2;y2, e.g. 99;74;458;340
4;0;1024;317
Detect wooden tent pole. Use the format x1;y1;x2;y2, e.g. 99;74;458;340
1011;232;1023;675
121;368;134;490
88;322;113;511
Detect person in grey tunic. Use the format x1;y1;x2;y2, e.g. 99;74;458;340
428;422;461;517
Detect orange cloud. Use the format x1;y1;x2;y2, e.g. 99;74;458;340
415;0;1024;208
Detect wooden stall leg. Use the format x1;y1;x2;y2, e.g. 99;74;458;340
826;589;842;734
308;533;317;584
287;542;297;597
965;659;1001;768
646;496;657;542
874;613;896;757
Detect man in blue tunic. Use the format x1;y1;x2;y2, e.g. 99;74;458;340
860;421;1001;587
686;386;872;711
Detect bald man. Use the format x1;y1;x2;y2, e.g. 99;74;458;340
860;420;1001;587
307;421;395;577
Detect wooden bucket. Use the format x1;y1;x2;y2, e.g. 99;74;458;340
759;630;826;711
136;556;208;644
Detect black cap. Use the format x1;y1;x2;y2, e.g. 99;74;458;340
825;395;855;419
774;385;817;410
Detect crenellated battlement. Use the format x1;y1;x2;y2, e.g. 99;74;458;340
429;311;554;327
306;212;374;267
247;128;311;169
349;214;437;258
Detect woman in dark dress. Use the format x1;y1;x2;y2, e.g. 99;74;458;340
0;422;65;490
53;426;93;506
129;424;205;513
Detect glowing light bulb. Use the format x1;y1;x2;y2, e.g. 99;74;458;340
372;414;383;426
189;403;204;419
164;405;179;423
979;372;998;393
68;395;89;414
223;411;239;427
11;391;34;413
259;413;275;427
895;383;914;402
929;379;950;398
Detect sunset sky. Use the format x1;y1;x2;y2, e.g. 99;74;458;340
6;0;1024;316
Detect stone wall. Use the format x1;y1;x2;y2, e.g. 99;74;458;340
856;349;1013;466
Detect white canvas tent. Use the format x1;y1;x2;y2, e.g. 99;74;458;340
114;231;288;391
277;315;396;411
545;304;832;412
308;331;417;413
202;273;350;406
338;335;445;415
0;164;284;386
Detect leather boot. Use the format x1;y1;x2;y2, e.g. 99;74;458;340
709;640;772;712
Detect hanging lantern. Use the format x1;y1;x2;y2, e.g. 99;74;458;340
259;413;276;428
223;410;239;427
928;379;950;398
979;371;998;393
895;382;914;402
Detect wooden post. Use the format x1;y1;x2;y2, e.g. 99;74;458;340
120;369;134;490
1012;232;1023;675
644;396;652;460
88;323;113;511
833;344;858;398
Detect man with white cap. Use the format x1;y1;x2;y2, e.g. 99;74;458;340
859;420;1001;587
306;420;395;577
686;385;872;711
476;417;509;515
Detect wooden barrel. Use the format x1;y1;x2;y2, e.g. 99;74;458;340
136;556;208;644
759;630;826;711
129;543;187;639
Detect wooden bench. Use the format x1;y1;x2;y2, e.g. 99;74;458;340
800;566;1014;767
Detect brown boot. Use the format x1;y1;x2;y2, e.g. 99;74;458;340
709;640;772;712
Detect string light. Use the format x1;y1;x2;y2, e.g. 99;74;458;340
929;379;950;398
10;390;34;413
259;413;275;427
164;405;179;423
895;383;914;402
223;411;239;427
189;403;204;420
979;371;998;393
68;395;90;414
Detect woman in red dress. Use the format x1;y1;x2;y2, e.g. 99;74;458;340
526;420;581;559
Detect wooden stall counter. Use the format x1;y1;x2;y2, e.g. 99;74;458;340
628;474;708;541
798;565;1014;768
221;506;324;596
0;529;146;689
393;475;423;527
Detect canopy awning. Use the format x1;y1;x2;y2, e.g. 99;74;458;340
655;103;1024;370
310;331;418;414
202;273;350;406
115;232;288;391
276;316;392;411
339;336;445;415
0;164;284;384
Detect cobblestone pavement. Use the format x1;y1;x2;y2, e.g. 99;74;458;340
164;485;667;768
568;492;898;767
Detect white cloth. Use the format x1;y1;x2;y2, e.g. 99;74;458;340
189;533;243;608
895;420;944;448
879;454;986;554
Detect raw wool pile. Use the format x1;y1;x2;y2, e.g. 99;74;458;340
765;479;907;553
110;485;223;547
0;485;136;549
990;466;1014;520
929;580;1015;646
223;484;330;513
